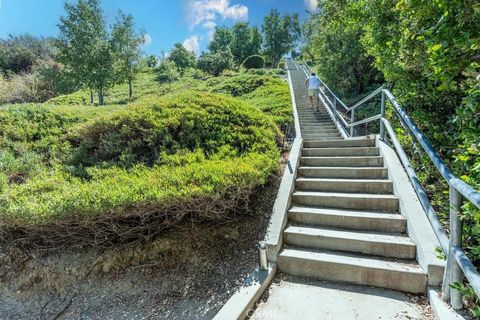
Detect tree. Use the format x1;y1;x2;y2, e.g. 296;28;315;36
168;43;196;75
111;11;145;100
144;55;158;68
208;27;232;53
230;23;262;64
197;49;234;76
57;0;114;105
156;59;179;89
262;10;301;67
230;23;253;64
0;35;56;75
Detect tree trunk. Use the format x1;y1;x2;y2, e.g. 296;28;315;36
128;78;133;100
98;87;104;106
90;90;94;104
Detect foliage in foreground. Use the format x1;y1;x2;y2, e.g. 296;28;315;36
0;89;282;246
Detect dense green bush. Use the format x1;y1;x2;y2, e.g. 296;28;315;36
206;74;270;96
241;78;292;127
242;55;265;69
0;91;280;246
197;49;235;76
69;91;278;169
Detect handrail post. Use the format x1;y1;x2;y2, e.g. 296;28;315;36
333;98;337;121
380;91;386;140
443;185;464;309
350;109;355;136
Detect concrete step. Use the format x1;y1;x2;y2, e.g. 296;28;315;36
301;129;339;135
300;156;383;167
277;248;427;293
300;136;343;141
296;178;393;194
303;139;376;148
302;135;342;139
284;226;416;259
302;147;380;157
292;191;399;212
300;126;338;131
298;167;388;179
288;206;407;233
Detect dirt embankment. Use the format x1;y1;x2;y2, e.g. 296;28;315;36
0;172;282;320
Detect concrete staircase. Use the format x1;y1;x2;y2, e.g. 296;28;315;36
278;62;428;294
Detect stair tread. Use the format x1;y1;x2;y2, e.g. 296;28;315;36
296;177;392;183
280;248;425;274
293;191;397;199
302;147;379;151
284;226;414;246
299;166;387;170
289;206;405;220
301;156;383;159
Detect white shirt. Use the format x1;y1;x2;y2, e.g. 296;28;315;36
308;76;321;89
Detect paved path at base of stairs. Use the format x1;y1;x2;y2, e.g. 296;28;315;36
251;277;433;320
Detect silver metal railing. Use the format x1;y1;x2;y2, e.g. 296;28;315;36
300;61;480;310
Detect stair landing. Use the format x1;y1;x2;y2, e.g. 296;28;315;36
251;277;433;320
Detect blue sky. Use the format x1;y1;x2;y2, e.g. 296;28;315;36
0;0;317;55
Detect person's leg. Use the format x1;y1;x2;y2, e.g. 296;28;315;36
316;92;320;110
308;90;314;108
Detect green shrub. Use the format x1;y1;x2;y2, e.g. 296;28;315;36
197;49;235;76
242;55;265;69
241;78;292;127
206;74;270;96
0;91;280;244
69;91;279;168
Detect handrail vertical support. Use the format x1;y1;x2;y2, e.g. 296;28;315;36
333;99;337;122
444;186;464;309
350;109;355;137
380;91;386;140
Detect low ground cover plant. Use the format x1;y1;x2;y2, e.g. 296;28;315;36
0;74;289;246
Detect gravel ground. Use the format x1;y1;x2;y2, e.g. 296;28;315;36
0;171;283;320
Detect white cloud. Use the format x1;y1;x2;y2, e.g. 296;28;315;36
305;0;320;13
183;35;200;55
186;0;248;30
142;34;152;46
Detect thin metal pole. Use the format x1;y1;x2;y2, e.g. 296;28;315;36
350;109;355;137
449;186;464;309
380;91;386;140
333;99;337;121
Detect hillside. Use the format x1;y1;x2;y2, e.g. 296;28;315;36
0;68;291;247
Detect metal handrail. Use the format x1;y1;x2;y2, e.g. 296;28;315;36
298;60;480;310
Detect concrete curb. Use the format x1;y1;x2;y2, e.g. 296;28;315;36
213;265;277;320
265;138;302;263
377;136;446;286
428;287;466;320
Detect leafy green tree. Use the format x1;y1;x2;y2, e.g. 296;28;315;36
208;27;232;53
230;23;262;64
262;10;301;67
57;0;114;105
0;34;56;75
144;55;158;68
249;27;262;57
156;59;179;89
111;11;145;100
197;49;234;76
305;4;382;98
168;43;196;75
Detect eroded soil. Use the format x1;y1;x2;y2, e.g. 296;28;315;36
0;172;282;320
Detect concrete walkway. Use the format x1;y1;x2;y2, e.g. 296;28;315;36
251;276;433;320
